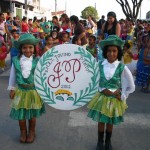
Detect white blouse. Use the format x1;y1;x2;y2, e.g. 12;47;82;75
8;55;33;90
99;59;135;101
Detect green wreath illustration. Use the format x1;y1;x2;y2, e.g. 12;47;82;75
34;46;99;106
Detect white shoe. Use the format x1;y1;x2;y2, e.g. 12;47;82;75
1;68;5;72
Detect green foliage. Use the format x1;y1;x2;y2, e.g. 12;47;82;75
81;6;99;20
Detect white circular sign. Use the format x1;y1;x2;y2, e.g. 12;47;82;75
34;44;99;110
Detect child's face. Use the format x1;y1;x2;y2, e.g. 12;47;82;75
88;38;96;47
76;39;81;46
40;32;45;39
12;32;19;39
22;44;35;58
62;33;69;42
52;32;57;39
107;46;118;63
47;37;53;44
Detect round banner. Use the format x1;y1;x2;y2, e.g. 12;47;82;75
34;44;99;110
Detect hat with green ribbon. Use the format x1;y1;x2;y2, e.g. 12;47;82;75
17;33;39;48
100;35;125;50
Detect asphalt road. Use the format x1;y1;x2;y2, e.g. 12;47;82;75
0;56;150;150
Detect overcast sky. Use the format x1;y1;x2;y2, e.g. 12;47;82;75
40;0;150;20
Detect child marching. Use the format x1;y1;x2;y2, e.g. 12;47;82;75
8;33;45;143
87;35;135;150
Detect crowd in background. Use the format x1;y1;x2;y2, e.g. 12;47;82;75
0;11;150;92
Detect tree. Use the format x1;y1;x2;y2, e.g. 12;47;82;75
81;6;99;20
116;0;143;21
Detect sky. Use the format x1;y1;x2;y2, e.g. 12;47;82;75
40;0;150;20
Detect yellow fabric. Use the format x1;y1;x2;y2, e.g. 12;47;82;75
0;59;6;68
123;51;132;64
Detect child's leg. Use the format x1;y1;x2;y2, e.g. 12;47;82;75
26;117;36;143
96;122;105;150
105;124;113;150
18;120;27;143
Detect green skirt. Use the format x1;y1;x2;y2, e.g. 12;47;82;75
87;92;128;125
10;88;46;120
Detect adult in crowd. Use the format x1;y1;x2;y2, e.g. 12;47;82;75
97;15;105;34
101;11;121;37
13;16;21;31
60;13;72;33
70;15;87;47
52;16;61;32
32;16;40;33
87;15;97;35
0;13;5;37
21;16;29;33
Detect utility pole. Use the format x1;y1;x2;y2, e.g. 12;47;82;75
25;0;27;17
55;0;57;15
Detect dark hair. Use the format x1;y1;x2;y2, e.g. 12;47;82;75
89;35;96;41
103;45;123;61
124;42;131;49
70;15;79;25
72;35;80;44
61;13;70;23
11;29;19;34
45;35;52;41
50;30;59;39
52;16;58;20
18;45;36;58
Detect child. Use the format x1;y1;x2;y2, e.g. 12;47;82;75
135;35;149;92
50;29;59;46
43;35;53;53
87;35;135;150
0;35;8;71
122;41;137;75
86;35;97;58
39;30;46;56
72;35;81;46
59;31;70;44
8;29;20;64
97;33;105;62
8;33;45;143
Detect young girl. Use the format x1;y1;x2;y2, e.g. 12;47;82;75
72;35;81;46
8;33;45;143
122;41;137;75
43;35;53;53
0;35;8;71
86;35;97;58
87;35;135;150
50;30;59;46
59;31;70;44
8;29;20;64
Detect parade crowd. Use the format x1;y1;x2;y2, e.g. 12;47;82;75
0;10;150;150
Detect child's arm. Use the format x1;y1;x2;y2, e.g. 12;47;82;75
8;64;16;99
121;66;135;100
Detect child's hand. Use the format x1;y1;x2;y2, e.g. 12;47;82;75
9;90;15;99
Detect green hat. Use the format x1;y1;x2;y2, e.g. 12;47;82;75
100;35;125;50
17;33;39;48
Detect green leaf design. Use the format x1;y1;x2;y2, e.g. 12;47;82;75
34;48;58;104
73;47;99;106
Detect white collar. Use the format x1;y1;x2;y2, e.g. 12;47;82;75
20;55;33;61
102;59;120;67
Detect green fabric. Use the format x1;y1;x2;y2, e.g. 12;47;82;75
87;92;127;124
99;62;124;90
12;56;39;89
100;35;125;50
10;88;44;110
10;104;45;120
88;109;124;125
86;46;96;56
16;33;39;48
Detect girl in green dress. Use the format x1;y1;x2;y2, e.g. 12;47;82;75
87;35;135;150
8;33;45;143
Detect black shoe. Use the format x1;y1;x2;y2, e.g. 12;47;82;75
96;132;104;150
96;140;104;150
105;140;113;150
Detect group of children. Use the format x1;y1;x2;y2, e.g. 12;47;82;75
6;29;147;150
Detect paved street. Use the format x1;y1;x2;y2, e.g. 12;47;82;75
0;55;150;150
